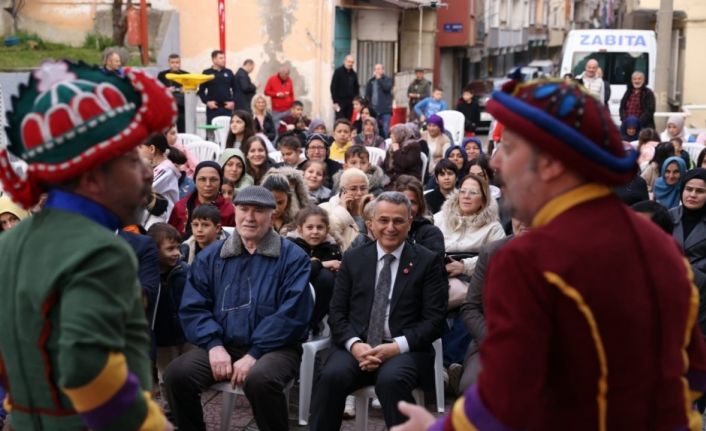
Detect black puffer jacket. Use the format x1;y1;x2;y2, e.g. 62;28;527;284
288;236;343;280
153;261;189;347
408;217;445;256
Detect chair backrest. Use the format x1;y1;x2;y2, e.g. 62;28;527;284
365;146;386;166
177;133;203;148
185;140;222;163
211;115;231;150
683;143;704;165
420;152;429;179
269;150;284;164
436;110;465;146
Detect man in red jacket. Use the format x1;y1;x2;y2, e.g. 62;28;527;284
264;65;295;126
393;79;706;431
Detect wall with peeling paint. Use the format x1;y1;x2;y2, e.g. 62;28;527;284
15;0;338;124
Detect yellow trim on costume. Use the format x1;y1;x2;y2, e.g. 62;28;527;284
544;272;608;431
139;391;166;431
61;352;128;412
3;394;10;414
451;396;478;431
531;183;612;228
679;260;703;431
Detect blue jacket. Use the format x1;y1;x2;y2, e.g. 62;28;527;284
180;229;313;359
414;97;448;118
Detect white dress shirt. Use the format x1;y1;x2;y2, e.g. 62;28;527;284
345;241;410;353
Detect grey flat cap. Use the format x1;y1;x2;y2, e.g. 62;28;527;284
233;186;276;209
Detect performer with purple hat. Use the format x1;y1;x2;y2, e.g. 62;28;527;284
393;79;706;431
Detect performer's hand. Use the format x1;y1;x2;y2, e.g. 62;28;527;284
208;346;232;381
390;401;436;431
445;257;464;277
225;101;234;110
206;101;218;109
231;354;257;387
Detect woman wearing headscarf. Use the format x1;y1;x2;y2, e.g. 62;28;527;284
670;168;706;338
641;141;675;196
620;116;642;143
299;133;342;190
660;115;686;142
422;114;451;174
0;195;31;232
653;156;687;209
353;117;385;149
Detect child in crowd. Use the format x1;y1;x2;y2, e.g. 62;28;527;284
349;200;377;249
279;135;303;167
286;206;342;334
180;204;227;264
277;100;310;139
671;137;691;168
138;133;184;220
332;145;388;196
456;86;481;137
165;124;197;176
415;87;448;123
302;160;332;203
145;223;191;403
220;179;236;203
329;119;354;163
351;96;366;133
0;195;31;232
218;148;254;191
425;159;459;214
620;116;641;143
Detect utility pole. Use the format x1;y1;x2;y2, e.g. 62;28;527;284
654;0;673;129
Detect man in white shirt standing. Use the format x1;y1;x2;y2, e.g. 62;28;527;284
579;59;605;103
309;192;448;430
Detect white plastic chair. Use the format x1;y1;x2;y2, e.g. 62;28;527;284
352;339;445;431
683;143;704;166
365;146;386;167
211;115;231;150
297;321;332;425
210;379;294;431
420;152;429;179
176;133;202;148
269;150;284;164
185;140;221;163
436;110;465;146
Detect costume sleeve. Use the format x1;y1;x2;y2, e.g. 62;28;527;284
433;245;551;430
461;246;492;342
248;247;313;359
179;251;224;351
58;243;165;431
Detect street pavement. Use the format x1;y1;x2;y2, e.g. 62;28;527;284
196;385;452;430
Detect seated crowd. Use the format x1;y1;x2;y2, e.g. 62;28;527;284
4;79;706;431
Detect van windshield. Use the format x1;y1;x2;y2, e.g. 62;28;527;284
571;52;649;85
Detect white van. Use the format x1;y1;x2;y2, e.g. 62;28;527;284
560;29;656;124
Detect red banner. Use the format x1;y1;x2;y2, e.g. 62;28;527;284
218;0;226;62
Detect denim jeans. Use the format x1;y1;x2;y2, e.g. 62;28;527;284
377;113;391;138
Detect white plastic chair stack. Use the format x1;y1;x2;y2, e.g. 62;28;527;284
176;133;203;148
211;116;231;150
352;338;445;431
420;152;429;179
436;110;465;146
683;143;704;166
365;146;386;167
185;140;221;163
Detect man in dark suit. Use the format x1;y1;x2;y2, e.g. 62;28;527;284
330;54;360;120
234;59;257;112
309;192;447;430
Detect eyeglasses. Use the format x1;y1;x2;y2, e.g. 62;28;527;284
343;185;368;193
459;189;482;197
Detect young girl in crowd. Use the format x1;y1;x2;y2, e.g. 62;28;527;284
301;134;342;189
329;119;354;163
467;156;501;199
660;115;686;143
218;148;254;191
287;206;342;334
302;160;332;203
220;180;236;203
139;133;185;220
165;124;197;177
242;135;275;185
224;110;256;149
